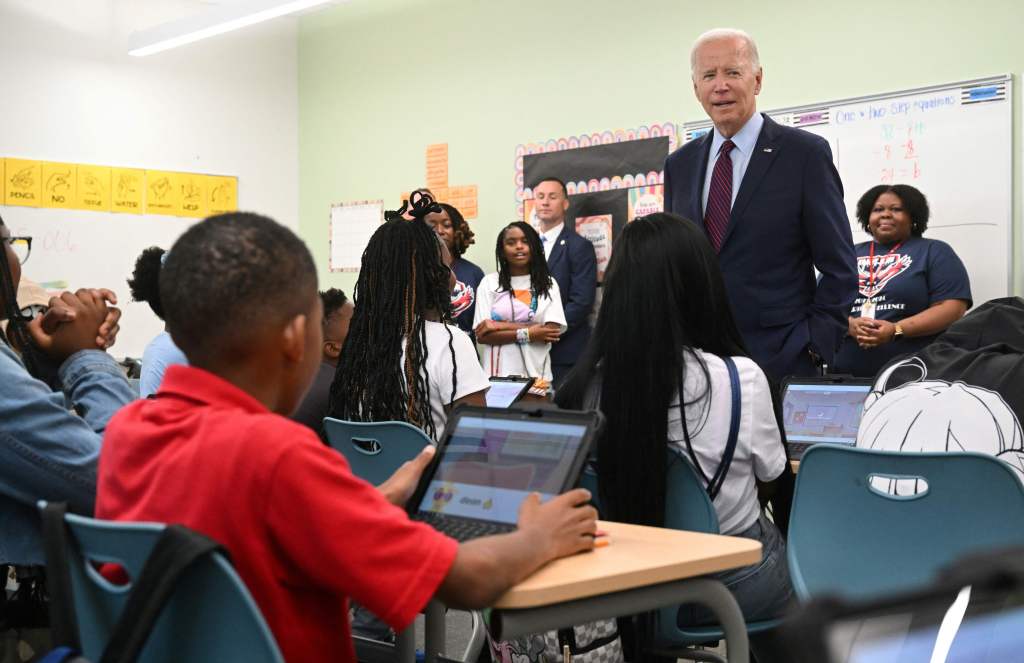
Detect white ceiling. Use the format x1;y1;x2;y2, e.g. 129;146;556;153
0;0;310;55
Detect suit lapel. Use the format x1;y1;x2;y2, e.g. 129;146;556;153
720;114;782;249
691;132;712;226
547;226;568;267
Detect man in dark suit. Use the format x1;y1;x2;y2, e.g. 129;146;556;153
533;177;597;386
664;28;857;383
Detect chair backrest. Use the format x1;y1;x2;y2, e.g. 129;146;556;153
581;448;718;530
322;417;432;485
664;447;720;534
788;445;1024;602
56;511;283;663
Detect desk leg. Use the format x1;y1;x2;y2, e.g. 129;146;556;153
424;600;446;663
683;579;748;663
396;624;416;663
490;578;748;663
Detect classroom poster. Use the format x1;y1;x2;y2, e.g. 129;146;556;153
41;161;76;209
627;185;664;221
146;171;179;215
426;143;448;188
2;156;236;218
575;215;613;281
4;158;42;207
76;165;111;212
330;200;384;272
448;185;478;218
178;173;207;218
206;175;238;215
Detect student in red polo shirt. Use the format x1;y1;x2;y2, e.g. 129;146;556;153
96;212;597;663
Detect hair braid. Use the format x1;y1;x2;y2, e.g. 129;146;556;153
328;211;460;440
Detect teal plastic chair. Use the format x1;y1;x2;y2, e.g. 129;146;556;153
322;418;432;485
788;445;1024;602
321;418;487;663
585;449;778;663
39;504;283;663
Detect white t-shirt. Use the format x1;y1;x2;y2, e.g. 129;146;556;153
473;273;568;383
402;321;490;441
668;350;786;535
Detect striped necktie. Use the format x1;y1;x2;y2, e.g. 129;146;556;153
704;139;735;251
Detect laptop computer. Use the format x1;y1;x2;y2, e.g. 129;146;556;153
781;375;873;461
485;376;536;408
407;405;602;542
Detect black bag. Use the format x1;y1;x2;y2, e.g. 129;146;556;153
39;502;225;663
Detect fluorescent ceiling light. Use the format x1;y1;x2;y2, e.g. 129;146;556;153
129;0;333;57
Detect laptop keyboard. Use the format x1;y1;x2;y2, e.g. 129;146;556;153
413;511;516;542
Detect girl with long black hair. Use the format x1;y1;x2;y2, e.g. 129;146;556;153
473;222;566;391
557;213;792;627
327;195;489;441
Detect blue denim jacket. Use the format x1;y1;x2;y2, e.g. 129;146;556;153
0;342;135;564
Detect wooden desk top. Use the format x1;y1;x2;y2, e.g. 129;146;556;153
790;460;800;473
492;520;762;609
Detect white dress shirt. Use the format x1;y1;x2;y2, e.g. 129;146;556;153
539;222;564;261
700;112;765;216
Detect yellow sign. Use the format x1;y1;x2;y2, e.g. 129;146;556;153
111;167;145;213
177;173;207;217
206;175;237;215
76;165;111;211
4;159;42;207
2;157;234;218
42;162;77;209
145;170;179;215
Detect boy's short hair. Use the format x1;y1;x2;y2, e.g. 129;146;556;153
161;212;317;363
320;288;348;325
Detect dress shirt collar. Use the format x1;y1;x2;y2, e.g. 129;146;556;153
710;111;764;159
539;222;564;259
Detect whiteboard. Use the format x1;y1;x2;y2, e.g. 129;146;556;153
329;200;383;272
683;75;1013;306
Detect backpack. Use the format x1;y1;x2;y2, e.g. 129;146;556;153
39;502;225;663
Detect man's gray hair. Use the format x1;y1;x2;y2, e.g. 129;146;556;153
690;28;761;76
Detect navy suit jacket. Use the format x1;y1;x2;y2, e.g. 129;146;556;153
546;225;597;368
664;114;857;383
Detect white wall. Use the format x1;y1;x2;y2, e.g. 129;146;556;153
0;1;299;357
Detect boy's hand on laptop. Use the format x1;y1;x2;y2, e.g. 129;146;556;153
378;445;435;506
517;489;598;559
29;289;119;362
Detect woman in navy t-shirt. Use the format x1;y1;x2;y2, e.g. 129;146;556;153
424;203;484;338
834;184;972;377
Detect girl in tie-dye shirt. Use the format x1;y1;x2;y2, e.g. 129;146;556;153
473;222;566;390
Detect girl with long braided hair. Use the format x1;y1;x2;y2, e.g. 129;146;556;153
473;222;566;391
327;194;489;441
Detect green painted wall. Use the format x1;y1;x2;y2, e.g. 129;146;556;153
299;0;1024;295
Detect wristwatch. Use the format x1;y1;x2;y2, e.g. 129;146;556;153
893;323;905;340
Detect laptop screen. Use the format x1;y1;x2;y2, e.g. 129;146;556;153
782;382;871;446
485;378;533;408
414;414;589;525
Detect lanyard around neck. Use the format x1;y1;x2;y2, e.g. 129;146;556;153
868;240;904;292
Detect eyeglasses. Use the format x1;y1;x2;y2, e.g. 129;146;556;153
3;236;32;265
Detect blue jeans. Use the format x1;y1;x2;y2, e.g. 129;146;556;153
677;512;794;626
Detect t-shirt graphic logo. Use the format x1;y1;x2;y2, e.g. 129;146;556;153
858;253;912;298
